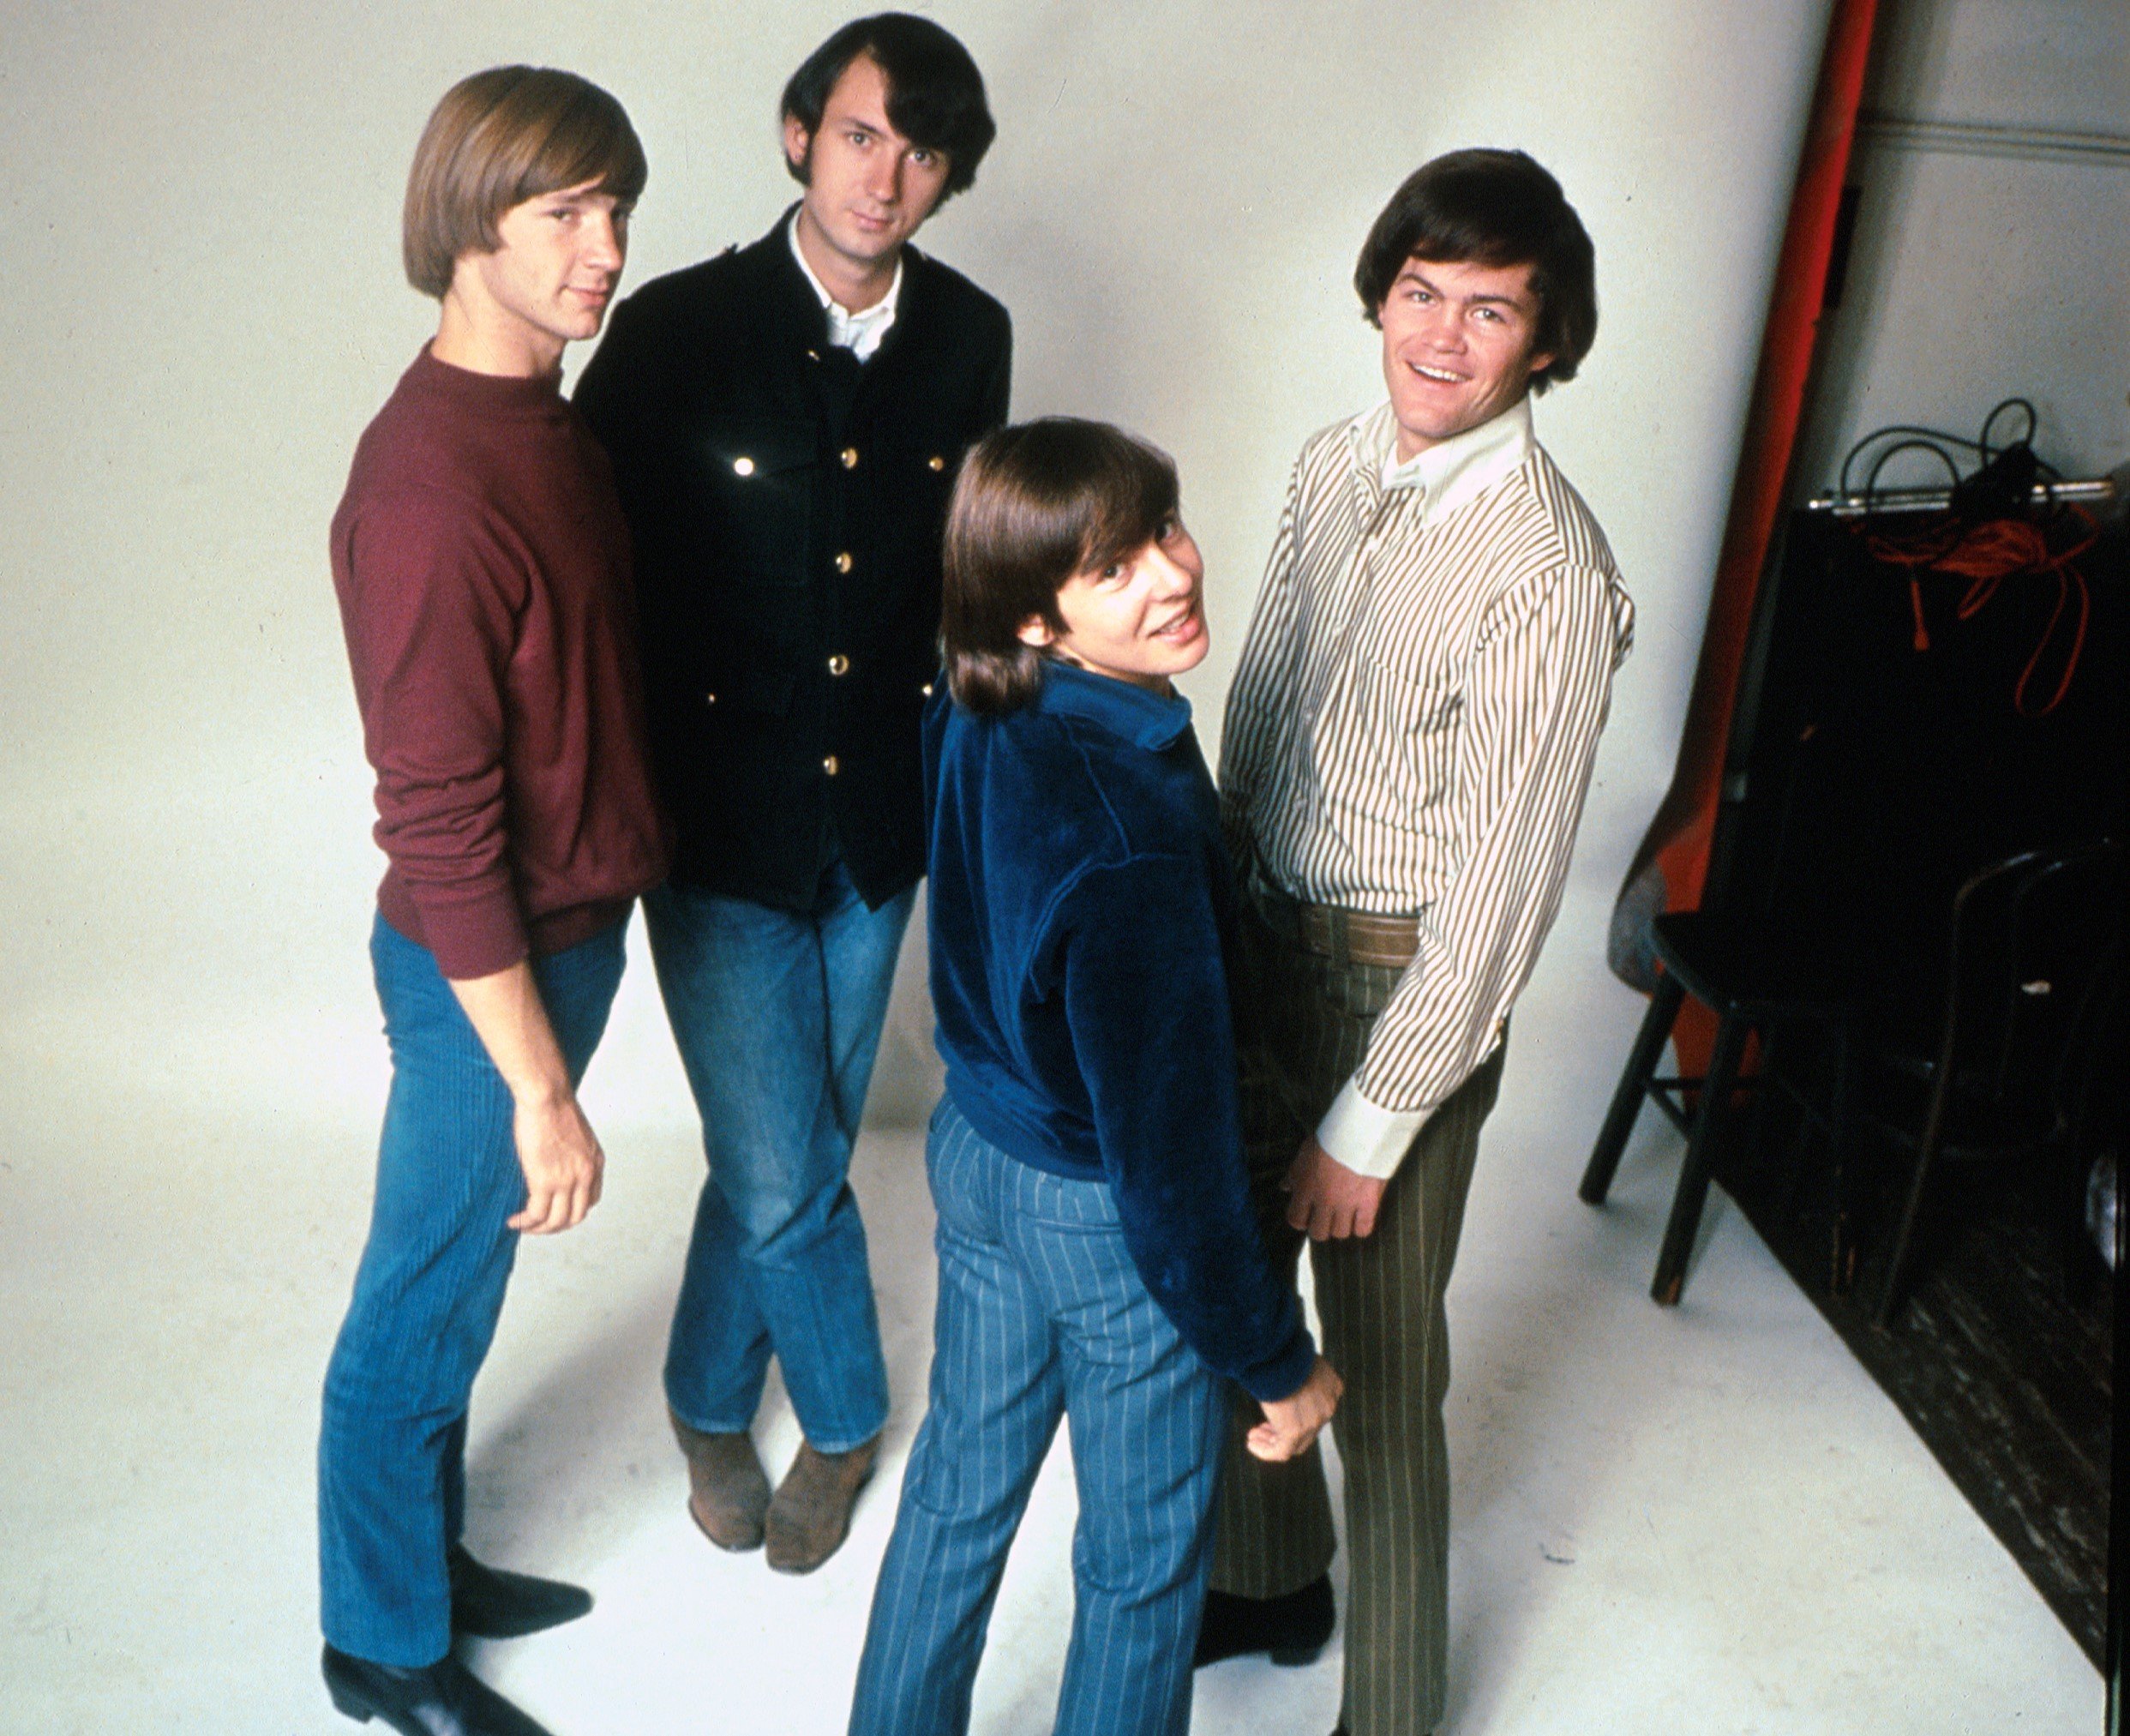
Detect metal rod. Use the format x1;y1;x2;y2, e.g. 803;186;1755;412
1804;478;2118;518
1857;115;2130;167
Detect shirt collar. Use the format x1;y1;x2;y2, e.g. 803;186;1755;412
786;211;903;356
1353;394;1534;527
1035;658;1194;752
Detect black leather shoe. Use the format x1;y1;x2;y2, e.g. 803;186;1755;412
321;1644;555;1734
448;1544;592;1640
1193;1573;1335;1668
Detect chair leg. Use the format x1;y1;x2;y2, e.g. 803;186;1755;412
1821;1027;1857;1294
1653;1012;1750;1307
1768;1024;1818;1230
1581;973;1687;1205
1875;1053;1953;1329
1742;1022;1787;1188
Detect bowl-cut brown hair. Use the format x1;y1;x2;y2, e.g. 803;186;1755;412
943;419;1180;716
1353;147;1596;393
402;66;646;300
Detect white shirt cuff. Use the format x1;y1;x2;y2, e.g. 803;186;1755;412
1315;1078;1430;1180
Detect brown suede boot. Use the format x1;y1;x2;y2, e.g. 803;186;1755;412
669;1409;771;1553
764;1435;879;1574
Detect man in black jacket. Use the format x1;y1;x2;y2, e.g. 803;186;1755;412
574;14;1009;1576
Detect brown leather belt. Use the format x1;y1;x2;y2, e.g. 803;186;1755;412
1250;883;1422;970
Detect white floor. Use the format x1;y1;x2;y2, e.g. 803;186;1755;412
0;885;2102;1734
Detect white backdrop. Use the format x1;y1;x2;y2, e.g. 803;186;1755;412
0;0;1832;1142
40;9;2112;1734
9;20;2111;1733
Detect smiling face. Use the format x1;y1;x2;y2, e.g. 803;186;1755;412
451;177;629;376
1017;519;1209;694
783;53;951;302
1377;256;1554;460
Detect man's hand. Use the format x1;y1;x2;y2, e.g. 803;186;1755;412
507;1090;606;1234
446;959;604;1236
1248;1355;1343;1462
1281;1135;1386;1240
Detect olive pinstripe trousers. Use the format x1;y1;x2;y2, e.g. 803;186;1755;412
1209;900;1505;1736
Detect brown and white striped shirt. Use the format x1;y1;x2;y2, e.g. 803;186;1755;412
1220;395;1634;1179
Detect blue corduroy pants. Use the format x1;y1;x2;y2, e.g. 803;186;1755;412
317;913;627;1666
849;1096;1228;1736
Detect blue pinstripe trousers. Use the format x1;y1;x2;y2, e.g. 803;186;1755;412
849;1096;1229;1736
317;913;627;1666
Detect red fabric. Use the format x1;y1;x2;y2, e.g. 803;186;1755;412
331;347;669;978
1633;0;1883;932
1615;0;1881;1070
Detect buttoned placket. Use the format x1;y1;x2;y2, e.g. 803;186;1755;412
807;336;869;803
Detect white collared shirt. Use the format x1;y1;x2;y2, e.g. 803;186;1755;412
1378;393;1535;518
1221;396;1635;1178
788;214;903;363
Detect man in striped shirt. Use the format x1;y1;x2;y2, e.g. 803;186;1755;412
1198;150;1635;1736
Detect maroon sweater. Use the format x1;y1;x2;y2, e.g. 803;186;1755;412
331;347;669;978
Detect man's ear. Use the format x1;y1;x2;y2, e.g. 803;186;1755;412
1016;615;1055;651
782;115;812;177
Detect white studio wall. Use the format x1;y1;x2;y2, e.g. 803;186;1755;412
0;0;1832;1144
1797;0;2130;493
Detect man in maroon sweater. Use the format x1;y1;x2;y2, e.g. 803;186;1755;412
316;68;666;1736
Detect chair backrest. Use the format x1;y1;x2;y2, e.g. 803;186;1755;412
1935;841;2128;1140
1703;508;2128;1023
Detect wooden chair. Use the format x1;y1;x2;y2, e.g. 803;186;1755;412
1869;840;2128;1325
1580;908;1867;1304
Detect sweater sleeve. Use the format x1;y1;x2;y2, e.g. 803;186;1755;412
339;493;529;978
1058;853;1316;1402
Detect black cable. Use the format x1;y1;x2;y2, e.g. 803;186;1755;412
1977;397;2037;466
1835;395;2060;506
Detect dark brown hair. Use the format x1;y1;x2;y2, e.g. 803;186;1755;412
403;66;647;300
782;13;995;201
1353;147;1596;393
942;419;1179;715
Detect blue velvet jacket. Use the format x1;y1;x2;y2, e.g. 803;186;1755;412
925;660;1316;1403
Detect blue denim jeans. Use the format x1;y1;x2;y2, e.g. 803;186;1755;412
646;860;914;1452
849;1096;1228;1736
318;913;627;1667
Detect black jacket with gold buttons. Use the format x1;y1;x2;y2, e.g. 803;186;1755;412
574;214;1011;911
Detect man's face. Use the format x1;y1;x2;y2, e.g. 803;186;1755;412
464;178;630;371
783;54;951;279
1377;256;1554;461
1019;520;1210;694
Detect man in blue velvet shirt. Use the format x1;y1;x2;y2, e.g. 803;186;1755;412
849;420;1341;1736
